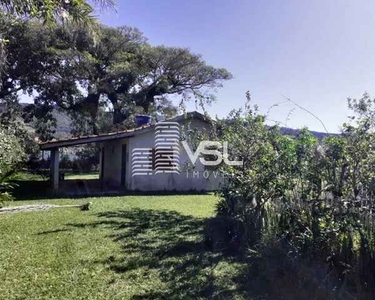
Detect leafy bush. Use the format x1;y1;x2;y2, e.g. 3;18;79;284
0;126;25;206
207;96;375;297
72;145;100;172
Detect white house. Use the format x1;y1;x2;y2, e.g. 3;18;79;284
39;111;224;193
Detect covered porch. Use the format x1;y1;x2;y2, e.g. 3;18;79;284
39;130;136;194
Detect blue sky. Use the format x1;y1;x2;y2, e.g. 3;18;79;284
97;1;375;132
100;0;375;132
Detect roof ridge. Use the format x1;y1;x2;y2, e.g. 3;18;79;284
39;111;209;149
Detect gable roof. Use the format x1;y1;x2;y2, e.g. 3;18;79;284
39;111;210;150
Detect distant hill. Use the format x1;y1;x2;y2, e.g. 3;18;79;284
279;127;339;140
0;102;73;139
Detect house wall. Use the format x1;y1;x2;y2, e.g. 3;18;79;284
101;118;224;192
101;139;129;188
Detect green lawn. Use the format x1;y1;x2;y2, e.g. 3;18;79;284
64;172;99;180
0;195;247;300
10;171;99;181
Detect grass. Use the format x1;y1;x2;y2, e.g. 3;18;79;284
64;172;99;180
7;171;100;200
10;171;99;181
0;195;248;300
9;171;46;181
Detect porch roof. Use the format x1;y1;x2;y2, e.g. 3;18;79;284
39;126;150;150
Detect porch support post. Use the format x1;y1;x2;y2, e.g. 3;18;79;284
50;148;60;191
99;147;103;181
100;146;105;187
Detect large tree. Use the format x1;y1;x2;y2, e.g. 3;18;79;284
0;18;232;137
35;24;232;134
31;24;146;134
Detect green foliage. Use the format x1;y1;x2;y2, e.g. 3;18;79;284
73;145;100;172
0;126;25;180
0;99;40;154
0;0;115;25
0;12;231;137
0;1;115;77
0;125;25;205
3;19;231;134
0;16;51;97
211;96;375;297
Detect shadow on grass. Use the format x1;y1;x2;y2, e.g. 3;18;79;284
10;180;51;200
11;180;212;201
37;228;72;235
67;209;248;299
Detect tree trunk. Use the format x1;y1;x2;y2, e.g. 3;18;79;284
73;92;100;135
108;91;154;125
108;93;126;125
137;93;153;114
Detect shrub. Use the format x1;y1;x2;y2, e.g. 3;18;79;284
0;126;25;206
206;98;375;297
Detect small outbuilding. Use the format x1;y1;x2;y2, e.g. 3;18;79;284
39;111;223;194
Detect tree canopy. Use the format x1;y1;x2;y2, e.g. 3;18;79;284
0;18;232;137
0;1;115;76
0;0;115;24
